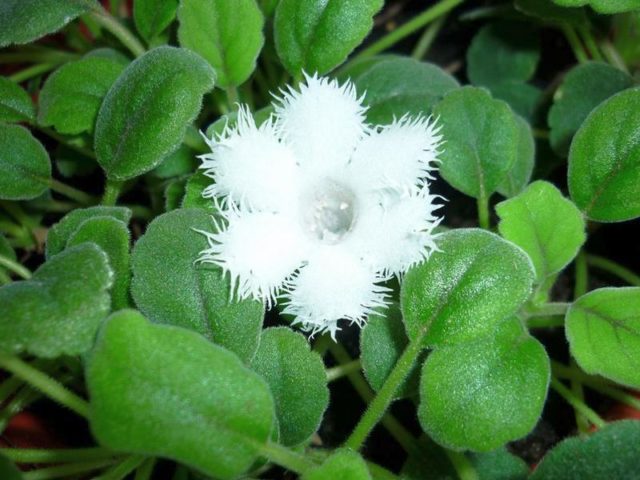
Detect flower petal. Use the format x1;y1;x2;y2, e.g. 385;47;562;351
274;74;367;174
200;106;301;212
197;209;308;305
282;246;389;338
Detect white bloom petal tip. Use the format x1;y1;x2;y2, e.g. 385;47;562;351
197;74;445;339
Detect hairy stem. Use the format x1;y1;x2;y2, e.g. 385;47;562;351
1;447;121;464
586;254;640;287
0;255;32;280
88;7;146;58
550;377;606;429
562;25;589;64
259;441;314;475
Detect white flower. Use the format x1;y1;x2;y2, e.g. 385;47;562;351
197;74;444;338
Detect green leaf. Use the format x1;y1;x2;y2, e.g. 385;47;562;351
134;0;178;43
250;327;328;446
131;208;264;363
38;57;127;135
177;0;264;88
553;0;640;14
514;0;588;27
548;62;633;156
418;318;550;451
530;420;640;479
164;178;187;211
401;229;534;347
470;449;529;480
613;12;640;69
0;77;35;123
87;309;275;480
182;171;215;211
490;81;541;122
497;181;586;282
434;86;520;199
46;206;132;258
0;243;112;358
568;87;640;222
496;114;535;197
0;0;96;47
566;287;640;388
467;22;540;88
67;216;131;310
274;0;383;76
302;449;371;480
0;234;17;279
151;144;197;179
0;454;22;480
95;46;216;181
351;57;459;125
0;124;51;200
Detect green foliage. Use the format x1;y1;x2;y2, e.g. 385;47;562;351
0;77;35;123
302;449;371;480
152;145;197;179
552;0;640;14
568;87;640;222
250;327;329;446
0;124;51;200
566;287;640;388
0;243;112;358
496;115;535;197
131;208;264;362
515;0;588;27
274;0;383;75
87;310;275;480
95;46;216;180
182;171;215;211
0;454;22;480
134;0;178;43
177;0;264;87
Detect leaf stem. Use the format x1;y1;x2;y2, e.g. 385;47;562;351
477;193;490;230
94;455;147;480
23;460;117;480
599;39;629;73
102;179;123;206
445;450;480;480
0;447;121;464
134;458;156;480
49;178;96;205
586;254;640;287
411;14;447;59
577;27;604;61
574;251;588;298
527;315;565;329
562;25;589;64
525;302;571;317
0;255;32;280
88;7;146;58
550;376;606;429
326;359;362;382
0;355;90;419
9;63;57;83
259;441;314;474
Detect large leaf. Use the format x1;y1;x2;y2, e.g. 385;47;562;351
0;77;35;123
95;46;216;180
131;208;264;363
0;243;112;358
0;124;51;200
568;87;640;222
134;0;178;43
178;0;264;87
87;310;275;480
496;114;535;197
553;0;640;14
566;287;640;388
274;0;383;75
514;0;588;27
401;229;535;347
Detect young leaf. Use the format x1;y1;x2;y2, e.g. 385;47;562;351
401;229;535;347
38;56;127;135
0;124;51;200
131;208;264;363
250;327;329;446
178;0;264;87
274;0;383;75
496;114;535;197
497;180;586;282
0;77;35;123
0;0;96;47
301;449;371;480
418;318;550;451
568;87;640;222
182;171;215;211
134;0;178;43
87;310;275;480
531;420;640;479
95;46;216;181
434;86;520;199
566;287;640;389
548;62;633;156
0;243;112;358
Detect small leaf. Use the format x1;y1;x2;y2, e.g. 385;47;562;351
178;0;264;87
95;46;216;181
0;454;22;480
568;87;640;222
566;287;640;388
497;180;586;282
38;56;127;135
418;318;550;451
0;0;96;48
250;327;328;446
515;0;588;27
0;77;35;123
548;62;633;156
151;144;197;179
553;0;640;14
302;449;371;480
46;206;132;258
134;0;178;43
182;171;215;211
0;243;113;358
401;229;534;347
531;420;640;479
0;124;51;200
87;310;275;480
131;208;264;363
351;57;459;124
490;81;542;122
496;114;535;197
274;0;383;75
434;86;520;199
164;178;187;211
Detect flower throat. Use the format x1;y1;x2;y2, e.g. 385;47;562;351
301;179;357;244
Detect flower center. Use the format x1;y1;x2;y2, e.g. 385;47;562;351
301;179;357;244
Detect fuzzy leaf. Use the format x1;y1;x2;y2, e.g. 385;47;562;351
496;114;535;197
134;0;178;42
514;0;588;27
0;77;35;123
182;171;215;211
302;449;371;480
552;0;640;14
490;81;541;122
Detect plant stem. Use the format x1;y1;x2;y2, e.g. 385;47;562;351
578;27;604;61
445;450;479;480
477;193;490;230
353;0;464;61
48;178;96;205
0;447;120;464
88;7;146;58
0;255;32;280
23;460;117;480
599;39;629;72
574;251;588;298
9;63;56;83
411;15;447;59
586;254;640;287
94;455;146;480
102;179;123;206
527;315;565;329
226;85;239;106
562;25;589;64
550;377;606;429
259;441;314;474
326;359;362;382
525;302;571;317
366;462;399;480
0;386;40;431
35;126;96;159
134;458;156;480
0;355;89;419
